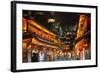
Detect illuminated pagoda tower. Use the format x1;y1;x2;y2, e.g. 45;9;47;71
75;14;91;60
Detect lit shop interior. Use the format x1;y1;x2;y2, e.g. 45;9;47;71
22;10;91;63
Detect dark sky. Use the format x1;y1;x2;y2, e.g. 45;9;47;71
23;10;90;32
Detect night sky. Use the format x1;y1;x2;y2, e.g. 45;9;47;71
23;10;90;33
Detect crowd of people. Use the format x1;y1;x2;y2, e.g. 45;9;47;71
23;44;91;63
30;47;82;62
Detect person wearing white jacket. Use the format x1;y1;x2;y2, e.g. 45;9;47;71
39;51;45;62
